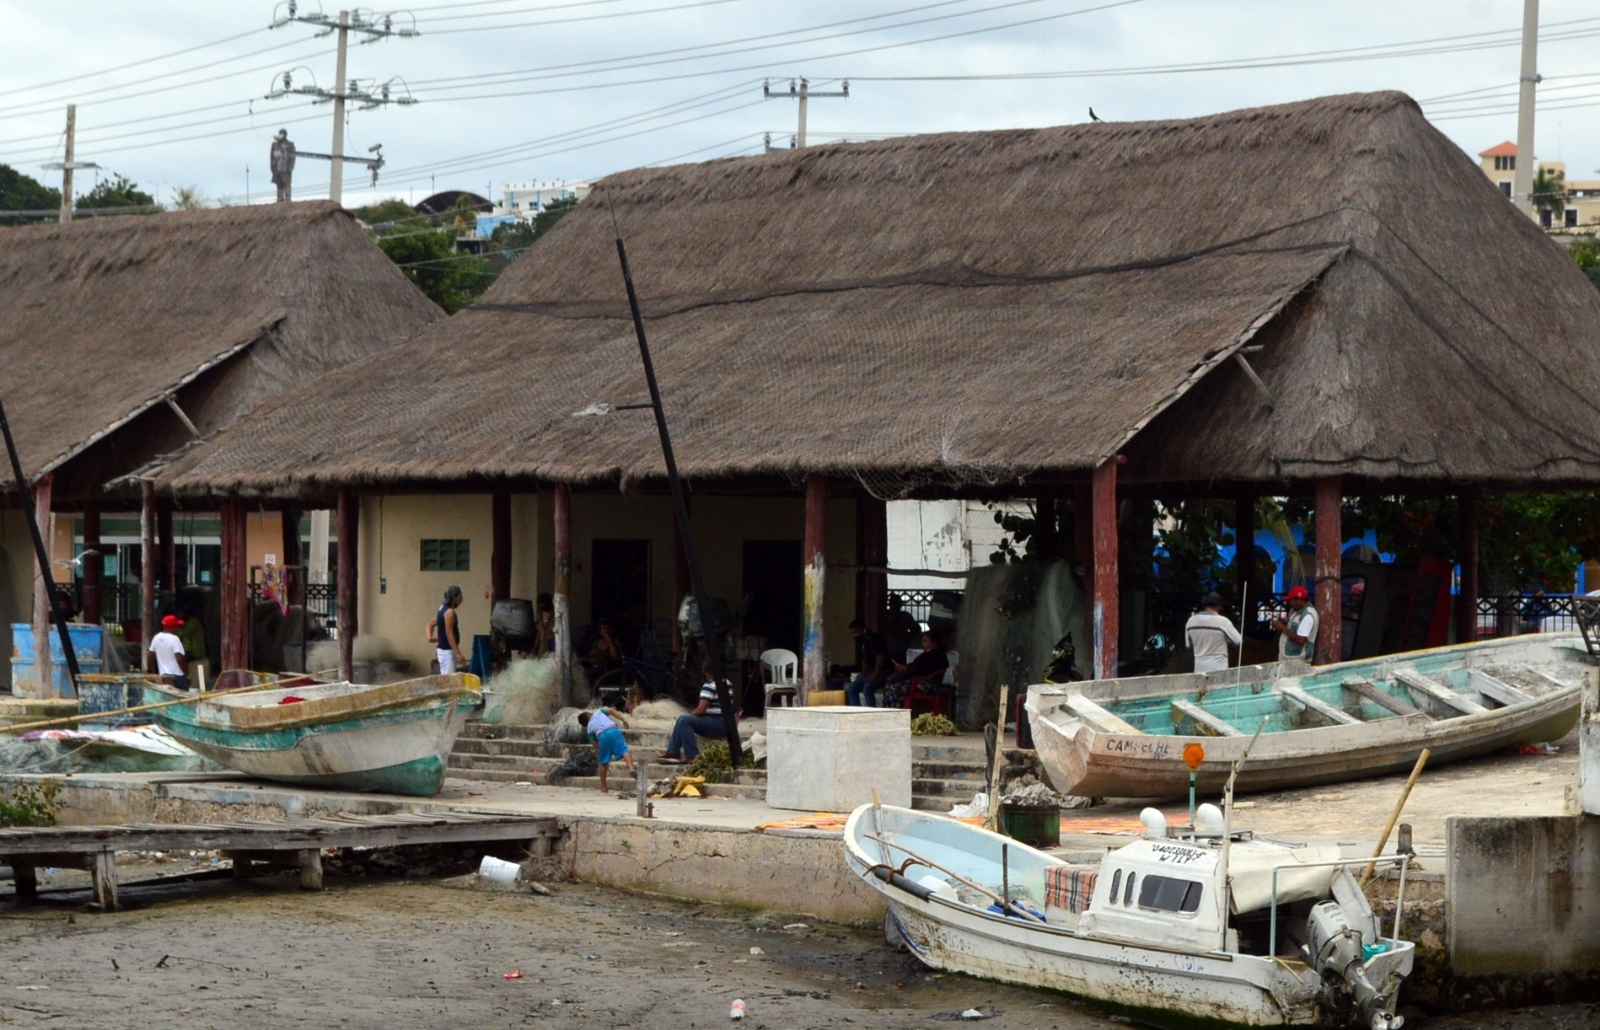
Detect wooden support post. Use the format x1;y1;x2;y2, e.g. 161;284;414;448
1091;461;1119;680
140;481;157;675
491;492;512;607
856;491;887;633
81;502;102;625
229;853;256;879
219;499;249;677
1234;492;1256;603
337;488;359;684
553;484;572;704
90;851;118;911
29;475;53;694
298;848;324;890
803;474;828;702
12;863;37;903
1456;487;1480;645
157;499;174;595
1313;476;1343;666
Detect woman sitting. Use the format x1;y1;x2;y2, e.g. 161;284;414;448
880;631;949;708
582;619;624;681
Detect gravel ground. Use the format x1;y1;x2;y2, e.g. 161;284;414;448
0;867;1588;1029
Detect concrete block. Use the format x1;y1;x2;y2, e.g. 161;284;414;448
765;705;911;813
1447;814;1600;975
1579;669;1600;816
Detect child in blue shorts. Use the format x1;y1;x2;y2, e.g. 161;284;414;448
578;706;635;792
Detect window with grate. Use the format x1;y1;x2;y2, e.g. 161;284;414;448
421;538;471;571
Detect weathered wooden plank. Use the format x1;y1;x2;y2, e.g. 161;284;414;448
91;852;118;911
0;817;562;856
1170;698;1244;737
1465;670;1534;708
1064;695;1143;737
1394;670;1485;716
1342;678;1427;719
298;850;323;891
1278;683;1361;726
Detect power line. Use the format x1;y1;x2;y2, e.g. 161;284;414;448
415;0;752;30
0;25;272;100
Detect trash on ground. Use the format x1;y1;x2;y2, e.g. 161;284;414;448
749;947;763;955
947;793;988;818
782;922;809;931
729;998;746;1020
503;970;523;980
525;881;552;896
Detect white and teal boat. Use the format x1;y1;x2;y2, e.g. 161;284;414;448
1027;633;1592;799
143;674;481;797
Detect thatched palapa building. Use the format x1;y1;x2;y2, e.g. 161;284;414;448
0;202;441;693
148;92;1600;699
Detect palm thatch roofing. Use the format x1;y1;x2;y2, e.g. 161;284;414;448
0;201;442;499
154;92;1600;500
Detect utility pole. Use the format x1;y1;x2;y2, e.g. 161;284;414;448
41;105;98;224
764;78;848;148
1513;0;1539;218
268;3;417;204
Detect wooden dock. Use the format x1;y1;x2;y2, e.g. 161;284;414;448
0;812;562;911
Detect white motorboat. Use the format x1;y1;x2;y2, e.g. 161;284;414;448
845;803;1413;1027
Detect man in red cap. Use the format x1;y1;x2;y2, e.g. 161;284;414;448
1270;586;1318;663
149;614;190;691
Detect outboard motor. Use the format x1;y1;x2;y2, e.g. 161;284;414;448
1305;896;1405;1030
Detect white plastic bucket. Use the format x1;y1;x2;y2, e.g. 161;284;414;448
478;855;522;885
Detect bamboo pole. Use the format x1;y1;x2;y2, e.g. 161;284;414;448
1360;748;1430;888
984;684;1010;833
0;669;342;735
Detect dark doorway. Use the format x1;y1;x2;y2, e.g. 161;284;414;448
592;539;652;638
742;540;802;653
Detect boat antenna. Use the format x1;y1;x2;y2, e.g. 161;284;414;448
608;206;742;764
1219;716;1268;931
1235;582;1249;669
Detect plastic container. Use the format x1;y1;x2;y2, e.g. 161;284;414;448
77;674;150;727
478;855;522;885
729;999;746;1021
1000;801;1061;848
10;623;104;699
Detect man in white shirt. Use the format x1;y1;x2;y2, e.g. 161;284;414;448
1271;585;1319;662
149;614;190;691
1184;592;1241;673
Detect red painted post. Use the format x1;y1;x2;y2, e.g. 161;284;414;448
31;474;54;692
81;502;102;625
1313;476;1342;665
219;498;249;677
553;484;573;703
491;493;512;607
1091;461;1119;680
803;474;828;701
140;481;157;674
337;488;359;683
1456;487;1480;645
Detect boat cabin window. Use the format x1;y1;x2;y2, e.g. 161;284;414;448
1124;872;1137;906
1108;869;1122;903
1137;874;1204;914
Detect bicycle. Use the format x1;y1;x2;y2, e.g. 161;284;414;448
592;623;697;708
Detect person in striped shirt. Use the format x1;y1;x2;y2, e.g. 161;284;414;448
661;664;731;763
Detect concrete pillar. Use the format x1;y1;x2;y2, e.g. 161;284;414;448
490;492;512;607
856;492;887;633
219;499;249;676
1456;487;1480;645
140;481;157;674
803;474;828;701
1233;491;1256;604
337;488;359;683
1091;461;1119;680
81;502;101;625
31;475;52;692
1313;476;1342;665
553;484;572;703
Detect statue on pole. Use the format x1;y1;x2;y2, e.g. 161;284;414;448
269;130;296;203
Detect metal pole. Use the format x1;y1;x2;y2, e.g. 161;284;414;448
613;235;743;763
1513;0;1539;218
797;78;808;148
330;10;350;205
0;400;80;696
60;105;75;224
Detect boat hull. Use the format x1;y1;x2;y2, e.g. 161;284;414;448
1028;635;1590;799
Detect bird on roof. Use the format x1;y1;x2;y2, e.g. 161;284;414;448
1089;107;1103;122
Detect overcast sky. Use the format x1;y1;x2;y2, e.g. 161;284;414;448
2;0;1597;211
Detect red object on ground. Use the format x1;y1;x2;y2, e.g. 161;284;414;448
503;971;523;980
277;695;306;705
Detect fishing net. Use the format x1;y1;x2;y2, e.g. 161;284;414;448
954;560;1086;729
483;656;563;726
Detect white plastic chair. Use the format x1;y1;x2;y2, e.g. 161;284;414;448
760;648;800;709
943;649;961;687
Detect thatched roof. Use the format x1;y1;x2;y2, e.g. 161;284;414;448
0;202;442;498
154;92;1600;499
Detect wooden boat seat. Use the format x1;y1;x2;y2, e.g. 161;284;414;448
1063;695;1142;736
1170;698;1243;737
1277;683;1360;726
1341;677;1429;719
1466;670;1534;707
1393;670;1486;716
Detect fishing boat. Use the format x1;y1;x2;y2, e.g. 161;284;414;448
142;674;481;797
846;803;1413;1027
1026;633;1591;799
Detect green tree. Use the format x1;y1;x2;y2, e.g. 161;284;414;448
169;185;209;210
75;173;157;215
1532;165;1566;224
0;163;61;224
374;226;492;314
488;194;579;256
1566;238;1600;290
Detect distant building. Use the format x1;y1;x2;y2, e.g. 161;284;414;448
1477;141;1600;231
494;179;591;221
